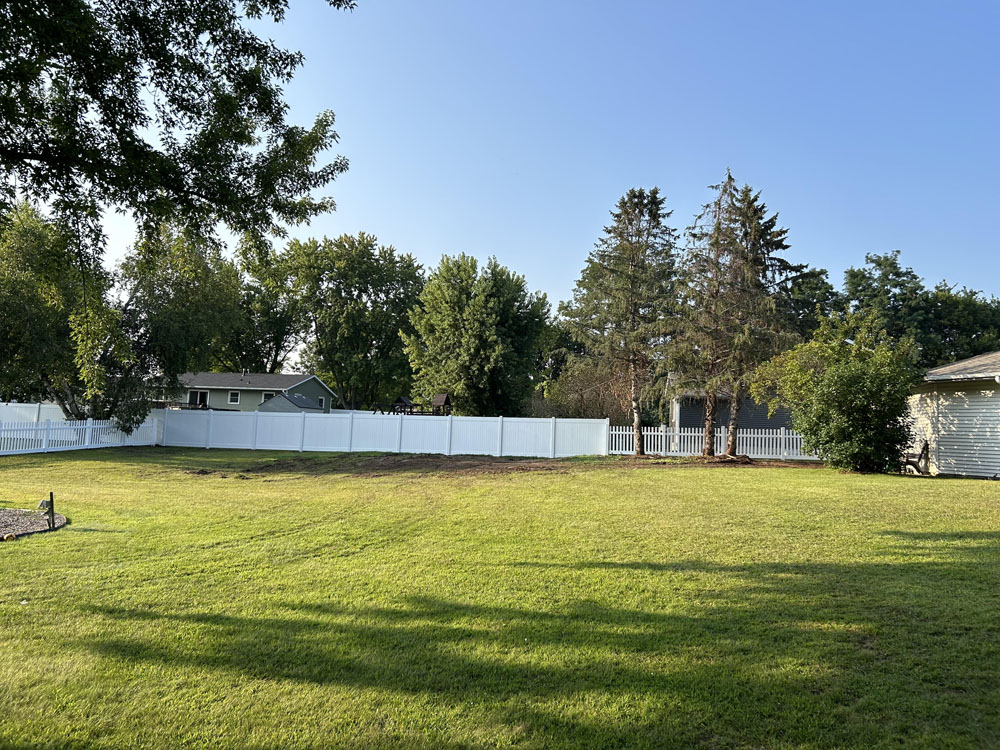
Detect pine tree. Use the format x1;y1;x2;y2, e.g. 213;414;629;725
561;188;678;455
671;172;796;456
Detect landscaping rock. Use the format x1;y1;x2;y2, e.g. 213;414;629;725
0;509;67;539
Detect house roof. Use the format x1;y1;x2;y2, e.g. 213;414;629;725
265;393;323;411
925;351;1000;382
179;371;336;394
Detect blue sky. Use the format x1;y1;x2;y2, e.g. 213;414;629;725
107;1;1000;306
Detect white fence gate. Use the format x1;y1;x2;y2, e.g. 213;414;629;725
0;418;159;456
608;425;815;460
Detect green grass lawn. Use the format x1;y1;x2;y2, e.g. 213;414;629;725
2;449;1000;749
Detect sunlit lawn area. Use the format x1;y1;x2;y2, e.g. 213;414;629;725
2;448;1000;749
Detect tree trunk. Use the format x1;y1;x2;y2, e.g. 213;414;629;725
703;390;716;457
631;360;644;456
726;392;741;456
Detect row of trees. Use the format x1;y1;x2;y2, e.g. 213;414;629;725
0;204;550;426
3;172;998;470
551;174;1000;466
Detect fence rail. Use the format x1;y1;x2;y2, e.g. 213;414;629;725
608;425;816;460
0;418;158;456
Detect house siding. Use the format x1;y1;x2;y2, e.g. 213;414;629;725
909;381;1000;478
678;397;793;430
286;378;333;412
186;378;333;413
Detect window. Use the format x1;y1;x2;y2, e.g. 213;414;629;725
228;390;241;405
261;392;276;404
318;396;325;409
188;390;208;407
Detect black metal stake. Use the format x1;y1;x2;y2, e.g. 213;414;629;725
47;491;55;530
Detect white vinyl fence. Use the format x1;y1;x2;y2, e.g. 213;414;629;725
609;425;816;460
0;403;817;462
0;418;158;456
160;409;610;459
0;402;68;423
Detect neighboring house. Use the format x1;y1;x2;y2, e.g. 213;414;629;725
177;372;336;414
910;350;1000;478
257;393;325;413
669;393;793;431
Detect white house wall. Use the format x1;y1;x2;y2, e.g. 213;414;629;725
910;382;1000;478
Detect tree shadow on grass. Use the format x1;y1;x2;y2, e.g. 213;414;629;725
73;532;1000;748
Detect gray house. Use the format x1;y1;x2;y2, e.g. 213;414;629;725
178;372;337;413
669;393;793;430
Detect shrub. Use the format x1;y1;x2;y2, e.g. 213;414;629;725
751;314;921;473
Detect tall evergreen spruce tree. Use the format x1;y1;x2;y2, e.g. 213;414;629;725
561;188;678;455
672;172;796;456
672;174;739;456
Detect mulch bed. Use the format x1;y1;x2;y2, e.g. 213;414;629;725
0;508;67;540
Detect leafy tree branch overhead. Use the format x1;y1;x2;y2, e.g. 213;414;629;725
0;0;356;259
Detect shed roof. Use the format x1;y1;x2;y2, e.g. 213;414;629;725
925;351;1000;382
431;393;451;406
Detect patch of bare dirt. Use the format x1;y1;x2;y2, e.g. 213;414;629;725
180;452;821;479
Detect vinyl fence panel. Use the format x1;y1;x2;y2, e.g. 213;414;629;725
0;418;157;456
608;425;817;461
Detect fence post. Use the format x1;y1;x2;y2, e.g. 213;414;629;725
162;409;169;446
347;411;354;452
43;419;51;453
85;417;94;448
206;409;214;449
251;411;259;450
661;424;667;457
780;427;787;458
299;411;307;452
550;417;557;459
396;413;403;453
35;402;42;423
603;418;610;456
445;414;453;456
495;416;504;457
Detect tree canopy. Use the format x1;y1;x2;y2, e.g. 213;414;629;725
1;0;355;260
560;187;678;454
291;233;424;411
404;254;549;417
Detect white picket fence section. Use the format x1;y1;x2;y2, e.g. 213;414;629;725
609;425;816;460
159;409;611;458
0;418;159;456
0;402;68;423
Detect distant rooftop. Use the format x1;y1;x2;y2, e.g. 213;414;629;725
268;393;323;411
179;371;320;391
925;351;1000;382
